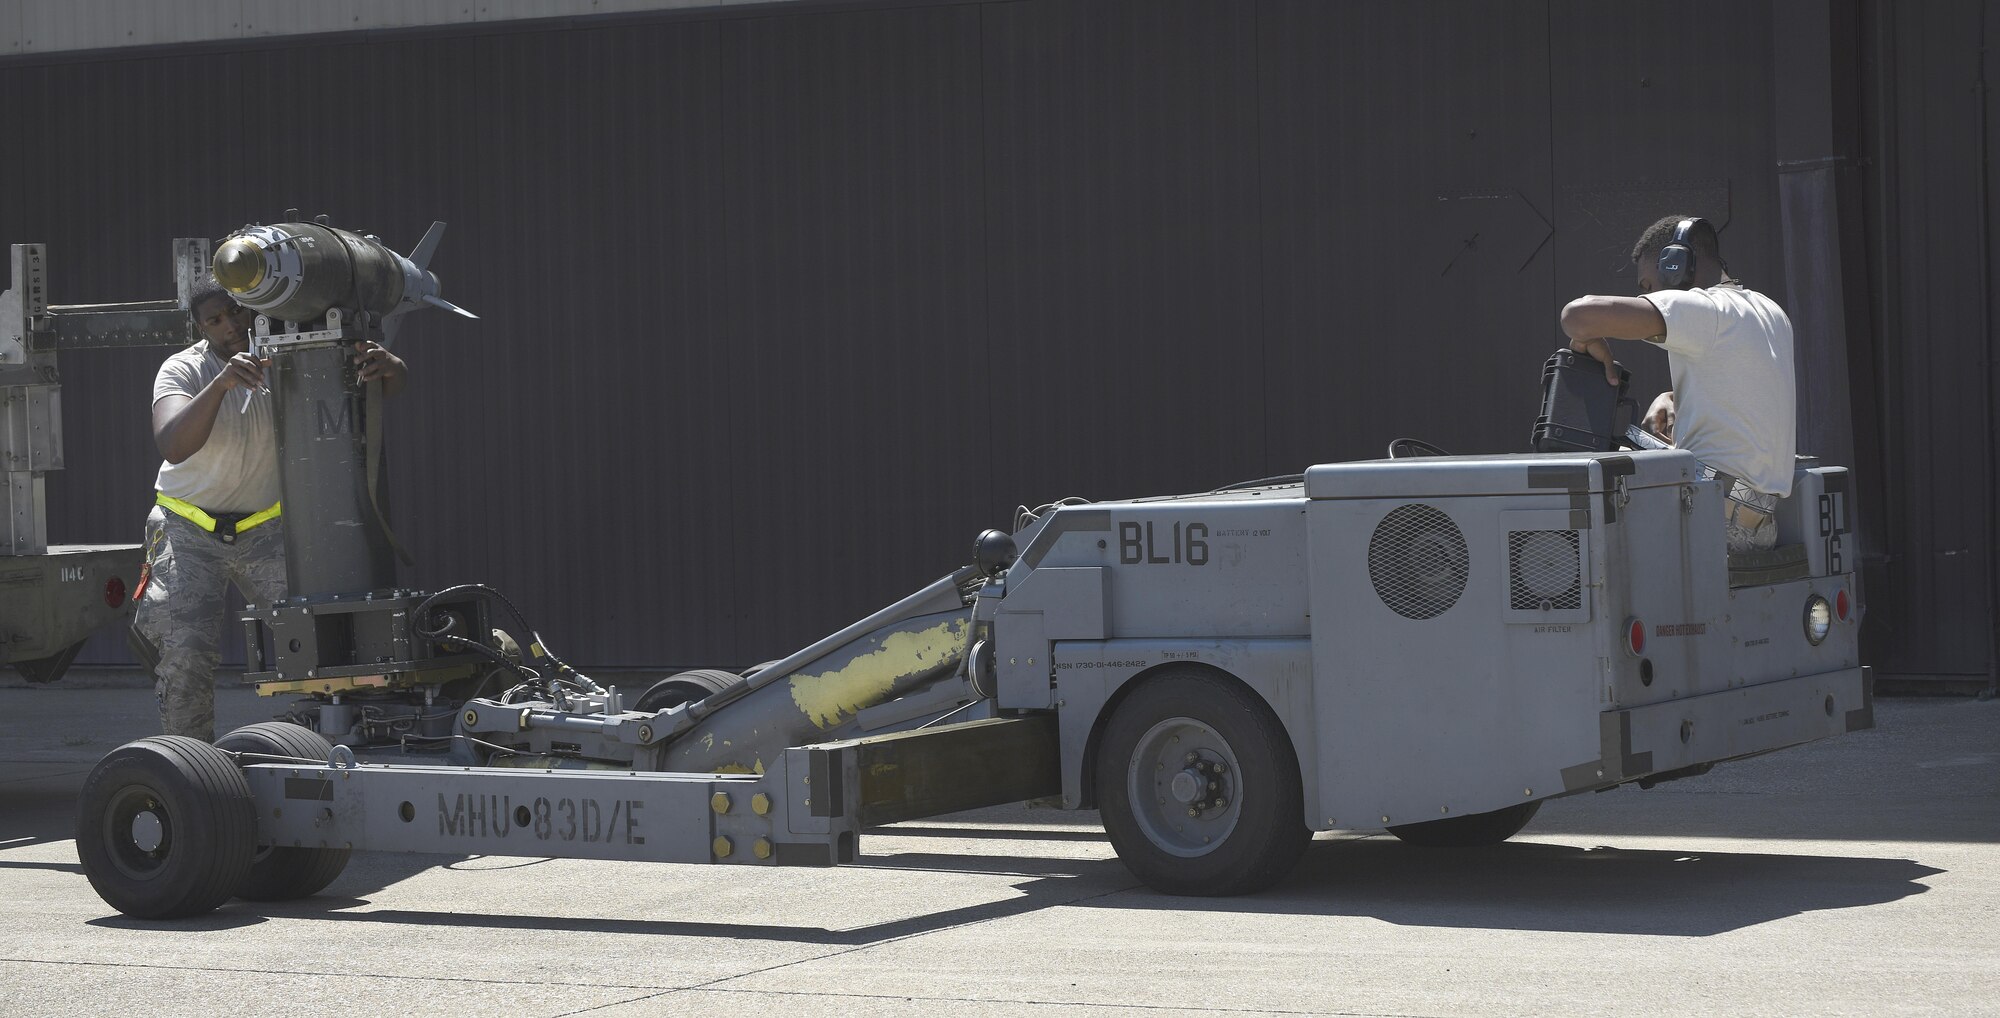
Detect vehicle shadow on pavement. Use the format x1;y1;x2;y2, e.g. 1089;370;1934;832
62;837;1940;942
258;881;1140;945
208;854;1141;944
326;850;477;898
70;852;475;929
86;912;275;932
1099;837;1943;936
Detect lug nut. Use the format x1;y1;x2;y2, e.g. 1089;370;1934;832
1185;752;1198;764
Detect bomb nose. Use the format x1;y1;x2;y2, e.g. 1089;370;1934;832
213;237;267;293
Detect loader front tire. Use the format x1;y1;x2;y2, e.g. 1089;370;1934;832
1095;668;1309;896
76;737;257;919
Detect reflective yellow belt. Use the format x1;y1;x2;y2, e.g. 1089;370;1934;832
156;493;282;543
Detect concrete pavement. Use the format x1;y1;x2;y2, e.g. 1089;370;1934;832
1;678;1994;1017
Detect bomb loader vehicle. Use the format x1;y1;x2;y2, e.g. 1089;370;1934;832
71;221;1869;917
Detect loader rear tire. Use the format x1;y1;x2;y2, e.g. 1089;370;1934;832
1386;801;1541;847
214;723;351;901
1095;668;1309;896
635;668;743;713
76;737;257;919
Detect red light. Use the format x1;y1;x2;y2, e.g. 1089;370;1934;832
1627;618;1646;656
1835;589;1850;623
104;576;126;608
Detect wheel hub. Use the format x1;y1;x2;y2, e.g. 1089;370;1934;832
1169;758;1231;813
1127;720;1244;857
102;785;174;880
130;810;164;853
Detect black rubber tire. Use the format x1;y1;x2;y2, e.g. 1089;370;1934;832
213;722;352;901
1094;669;1310;896
635;668;744;713
75;736;258;919
1386;801;1542;847
741;659;783;679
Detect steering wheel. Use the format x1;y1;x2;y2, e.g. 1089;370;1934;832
1387;438;1451;459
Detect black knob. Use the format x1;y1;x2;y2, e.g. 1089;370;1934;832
974;529;1018;577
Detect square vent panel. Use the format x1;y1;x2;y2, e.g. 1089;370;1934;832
1509;530;1581;610
1501;510;1591;623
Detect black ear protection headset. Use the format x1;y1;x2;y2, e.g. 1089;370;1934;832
1656;217;1707;290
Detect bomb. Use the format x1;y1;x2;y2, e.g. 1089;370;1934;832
212;219;475;325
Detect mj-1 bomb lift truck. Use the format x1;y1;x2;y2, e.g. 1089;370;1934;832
70;220;1869;917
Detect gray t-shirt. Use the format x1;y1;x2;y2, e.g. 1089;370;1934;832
152;341;280;512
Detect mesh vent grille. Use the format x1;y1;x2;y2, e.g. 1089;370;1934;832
1508;530;1582;610
1367;504;1469;620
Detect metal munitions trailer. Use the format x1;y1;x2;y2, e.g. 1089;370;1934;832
0;241;211;683
76;438;1868;916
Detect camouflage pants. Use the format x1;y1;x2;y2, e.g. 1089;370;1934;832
1722;481;1780;554
133;506;287;742
1699;466;1782;554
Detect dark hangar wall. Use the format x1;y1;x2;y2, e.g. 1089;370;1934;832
1862;0;2000;682
2;0;1985;682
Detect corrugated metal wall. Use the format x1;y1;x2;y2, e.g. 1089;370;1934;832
1863;0;2000;680
2;0;1990;682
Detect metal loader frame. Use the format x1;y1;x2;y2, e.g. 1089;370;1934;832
0;239;210;682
